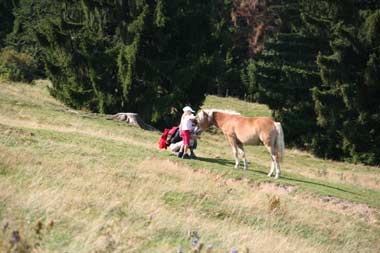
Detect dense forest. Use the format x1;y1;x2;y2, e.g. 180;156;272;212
0;0;379;165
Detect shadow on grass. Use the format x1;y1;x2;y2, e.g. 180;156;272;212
196;156;236;167
197;156;361;196
280;175;361;196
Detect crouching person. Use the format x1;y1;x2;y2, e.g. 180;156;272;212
169;136;198;159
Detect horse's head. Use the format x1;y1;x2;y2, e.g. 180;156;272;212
196;110;212;131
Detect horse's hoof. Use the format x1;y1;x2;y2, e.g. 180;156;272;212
267;173;273;177
274;174;280;179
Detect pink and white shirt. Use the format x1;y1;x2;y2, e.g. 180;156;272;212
180;114;195;131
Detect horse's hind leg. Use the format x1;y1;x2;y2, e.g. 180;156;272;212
270;139;281;179
237;142;248;170
227;136;240;169
265;144;276;177
270;148;281;179
268;156;276;177
274;159;281;179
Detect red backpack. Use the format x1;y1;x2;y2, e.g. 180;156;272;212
158;128;170;149
167;126;179;141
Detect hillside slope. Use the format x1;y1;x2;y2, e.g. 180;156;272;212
0;81;379;252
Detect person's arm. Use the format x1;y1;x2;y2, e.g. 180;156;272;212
179;115;184;131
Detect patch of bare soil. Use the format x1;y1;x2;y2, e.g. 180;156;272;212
217;173;380;225
0;124;35;138
186;165;297;196
254;182;296;195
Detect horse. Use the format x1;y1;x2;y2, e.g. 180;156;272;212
196;109;285;179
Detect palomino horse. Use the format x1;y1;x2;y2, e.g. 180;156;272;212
196;109;285;179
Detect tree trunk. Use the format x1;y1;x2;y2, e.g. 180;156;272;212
108;113;157;131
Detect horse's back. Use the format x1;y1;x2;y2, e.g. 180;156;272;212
213;111;276;145
234;116;276;145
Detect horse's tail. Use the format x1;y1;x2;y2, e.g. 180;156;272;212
274;122;285;162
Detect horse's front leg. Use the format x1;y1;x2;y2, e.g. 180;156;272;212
227;136;240;169
232;145;239;169
237;143;248;170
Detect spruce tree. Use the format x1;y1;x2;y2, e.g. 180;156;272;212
0;0;15;48
241;0;324;148
4;0;52;77
208;0;245;97
313;1;380;164
34;0;231;126
242;0;380;164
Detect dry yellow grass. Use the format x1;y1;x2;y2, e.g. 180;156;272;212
196;130;380;193
1;81;380;252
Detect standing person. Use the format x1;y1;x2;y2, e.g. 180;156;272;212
178;106;196;159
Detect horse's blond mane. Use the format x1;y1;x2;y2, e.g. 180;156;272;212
196;109;240;127
203;109;240;115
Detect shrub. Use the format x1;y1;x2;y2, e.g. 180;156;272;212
268;195;281;213
0;48;37;83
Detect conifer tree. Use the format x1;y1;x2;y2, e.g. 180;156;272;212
242;0;380;164
34;0;232;126
241;0;324;148
208;0;245;97
4;0;51;76
313;1;380;164
0;0;15;47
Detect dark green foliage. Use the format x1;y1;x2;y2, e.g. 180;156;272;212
0;0;15;47
0;48;38;82
32;0;236;127
1;0;380;164
2;0;49;78
313;5;380;164
242;0;380;165
208;0;245;97
242;0;324;149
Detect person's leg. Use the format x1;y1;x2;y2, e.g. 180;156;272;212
188;138;197;159
177;131;185;158
177;143;184;157
181;130;191;158
183;144;189;157
189;148;196;159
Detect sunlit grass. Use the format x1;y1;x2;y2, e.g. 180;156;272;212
0;81;379;252
202;95;271;117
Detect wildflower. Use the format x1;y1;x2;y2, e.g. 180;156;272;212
10;230;21;244
35;220;43;235
47;220;54;231
2;221;9;231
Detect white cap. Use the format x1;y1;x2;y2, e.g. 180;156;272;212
183;106;195;113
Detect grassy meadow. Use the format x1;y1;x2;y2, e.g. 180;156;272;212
0;81;380;252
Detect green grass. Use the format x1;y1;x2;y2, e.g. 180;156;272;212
1;80;380;252
202;95;272;117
